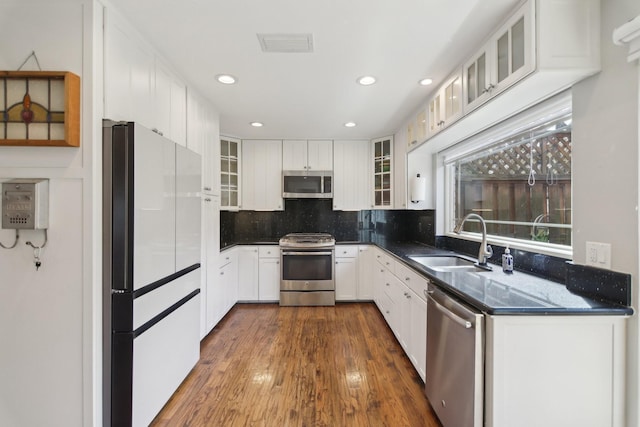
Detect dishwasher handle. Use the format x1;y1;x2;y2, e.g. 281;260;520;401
427;293;473;329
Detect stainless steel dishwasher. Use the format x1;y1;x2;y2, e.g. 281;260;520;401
425;283;484;427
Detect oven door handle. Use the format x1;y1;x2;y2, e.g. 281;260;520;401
281;251;334;256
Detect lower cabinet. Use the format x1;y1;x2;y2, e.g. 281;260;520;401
335;245;358;301
237;246;259;301
258;246;280;301
204;249;237;335
357;245;374;300
485;315;627;427
372;247;427;382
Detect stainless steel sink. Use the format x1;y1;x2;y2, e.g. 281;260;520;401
408;255;487;272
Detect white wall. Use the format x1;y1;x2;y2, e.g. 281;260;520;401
0;1;96;426
572;1;640;426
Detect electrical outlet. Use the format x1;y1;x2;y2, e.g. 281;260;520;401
586;242;611;269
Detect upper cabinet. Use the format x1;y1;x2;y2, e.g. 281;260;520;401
463;1;534;112
371;136;393;209
413;0;601;150
333;140;370;211
283;139;333;171
104;8;188;146
242;140;283;211
427;71;462;137
186;88;220;194
154;59;187;145
220;136;241;210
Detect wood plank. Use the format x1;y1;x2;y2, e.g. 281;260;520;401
150;303;442;427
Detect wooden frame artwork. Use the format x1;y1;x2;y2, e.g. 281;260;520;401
0;71;80;147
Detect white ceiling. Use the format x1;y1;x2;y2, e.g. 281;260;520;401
107;0;521;140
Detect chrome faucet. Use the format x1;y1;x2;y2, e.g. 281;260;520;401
454;213;493;270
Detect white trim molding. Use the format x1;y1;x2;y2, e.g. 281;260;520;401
613;14;640;63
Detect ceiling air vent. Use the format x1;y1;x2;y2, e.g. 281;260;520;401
257;33;314;53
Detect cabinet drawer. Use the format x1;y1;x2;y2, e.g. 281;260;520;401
335;245;358;258
219;249;237;268
374;250;396;274
395;262;430;301
258;246;279;258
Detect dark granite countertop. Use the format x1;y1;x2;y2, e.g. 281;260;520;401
222;239;632;316
372;241;633;316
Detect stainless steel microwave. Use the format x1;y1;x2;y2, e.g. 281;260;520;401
282;170;333;198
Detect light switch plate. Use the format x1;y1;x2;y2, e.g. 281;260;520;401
586;241;611;269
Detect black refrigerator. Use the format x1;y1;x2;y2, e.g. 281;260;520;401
102;120;202;427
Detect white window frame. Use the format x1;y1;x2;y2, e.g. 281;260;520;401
438;91;573;259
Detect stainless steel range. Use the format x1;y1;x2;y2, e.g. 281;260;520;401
279;233;336;306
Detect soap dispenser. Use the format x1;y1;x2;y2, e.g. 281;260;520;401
502;246;513;273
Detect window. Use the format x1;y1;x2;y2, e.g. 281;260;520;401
443;106;572;256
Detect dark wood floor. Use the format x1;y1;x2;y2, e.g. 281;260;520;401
150;302;442;427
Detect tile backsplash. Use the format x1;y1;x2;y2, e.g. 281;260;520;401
219;199;435;248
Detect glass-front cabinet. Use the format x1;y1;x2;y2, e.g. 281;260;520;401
427;71;462;137
220;136;240;210
463;0;534;113
372;136;393;208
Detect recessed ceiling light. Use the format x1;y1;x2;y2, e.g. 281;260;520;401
357;76;376;86
250;122;264;127
216;74;237;84
344;122;357;128
419;78;433;86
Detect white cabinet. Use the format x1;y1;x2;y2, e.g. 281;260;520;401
216;251;237;325
461;0;599;115
427;70;463;137
242;140;283;211
335;245;358;301
283;139;333;171
357;245;374;300
220;137;241;209
201;195;220;339
463;1;534;113
187;89;220;195
258;246;280;301
333;140;370;211
237;246;259;301
485;315;626;427
408;291;427;381
393;134;408;209
104;9;188;146
371;136;394;209
103;9;155;129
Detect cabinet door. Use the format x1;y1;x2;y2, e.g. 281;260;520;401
282;139;307;170
372;136;393;209
463;45;492;112
170;79;187;146
408;289;427;382
104;11;155;128
333;140;370;211
491;0;535;95
242;140;283;210
201;195;220;339
335;256;358;301
427;71;462;136
307;140;333;170
258;258;280;301
357;245;374;300
237;246;259;301
220;137;241;209
154;60;172;138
